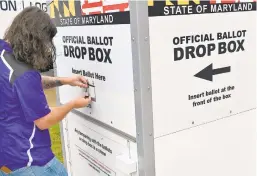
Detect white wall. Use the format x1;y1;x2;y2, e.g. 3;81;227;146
0;0;47;38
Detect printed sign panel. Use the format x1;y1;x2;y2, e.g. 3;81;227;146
66;113;131;176
51;0;136;137
148;0;256;138
0;0;47;37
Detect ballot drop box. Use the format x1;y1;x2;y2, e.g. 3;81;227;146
49;1;256;176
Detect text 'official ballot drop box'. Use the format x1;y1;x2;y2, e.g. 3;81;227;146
48;0;257;176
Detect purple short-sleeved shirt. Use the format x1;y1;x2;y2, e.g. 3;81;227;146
0;40;54;171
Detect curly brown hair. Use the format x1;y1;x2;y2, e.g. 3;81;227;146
4;6;57;71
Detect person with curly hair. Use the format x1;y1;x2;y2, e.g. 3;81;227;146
0;6;91;176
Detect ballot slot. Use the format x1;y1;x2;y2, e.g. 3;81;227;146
85;81;96;102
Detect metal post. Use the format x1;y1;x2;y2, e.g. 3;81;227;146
129;1;156;176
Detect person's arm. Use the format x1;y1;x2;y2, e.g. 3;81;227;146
16;72;91;130
35;101;74;130
35;97;91;130
41;75;88;89
41;76;64;89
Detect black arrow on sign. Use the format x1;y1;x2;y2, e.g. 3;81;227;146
194;64;231;81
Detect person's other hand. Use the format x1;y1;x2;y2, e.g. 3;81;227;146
72;96;91;109
64;75;88;88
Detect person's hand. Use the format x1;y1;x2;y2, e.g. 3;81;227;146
72;96;91;109
63;75;88;88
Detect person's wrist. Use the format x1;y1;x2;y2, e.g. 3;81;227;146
59;77;70;85
68;100;76;109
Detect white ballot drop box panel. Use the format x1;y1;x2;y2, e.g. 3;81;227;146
64;112;138;176
148;1;256;138
51;0;136;137
154;110;256;176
